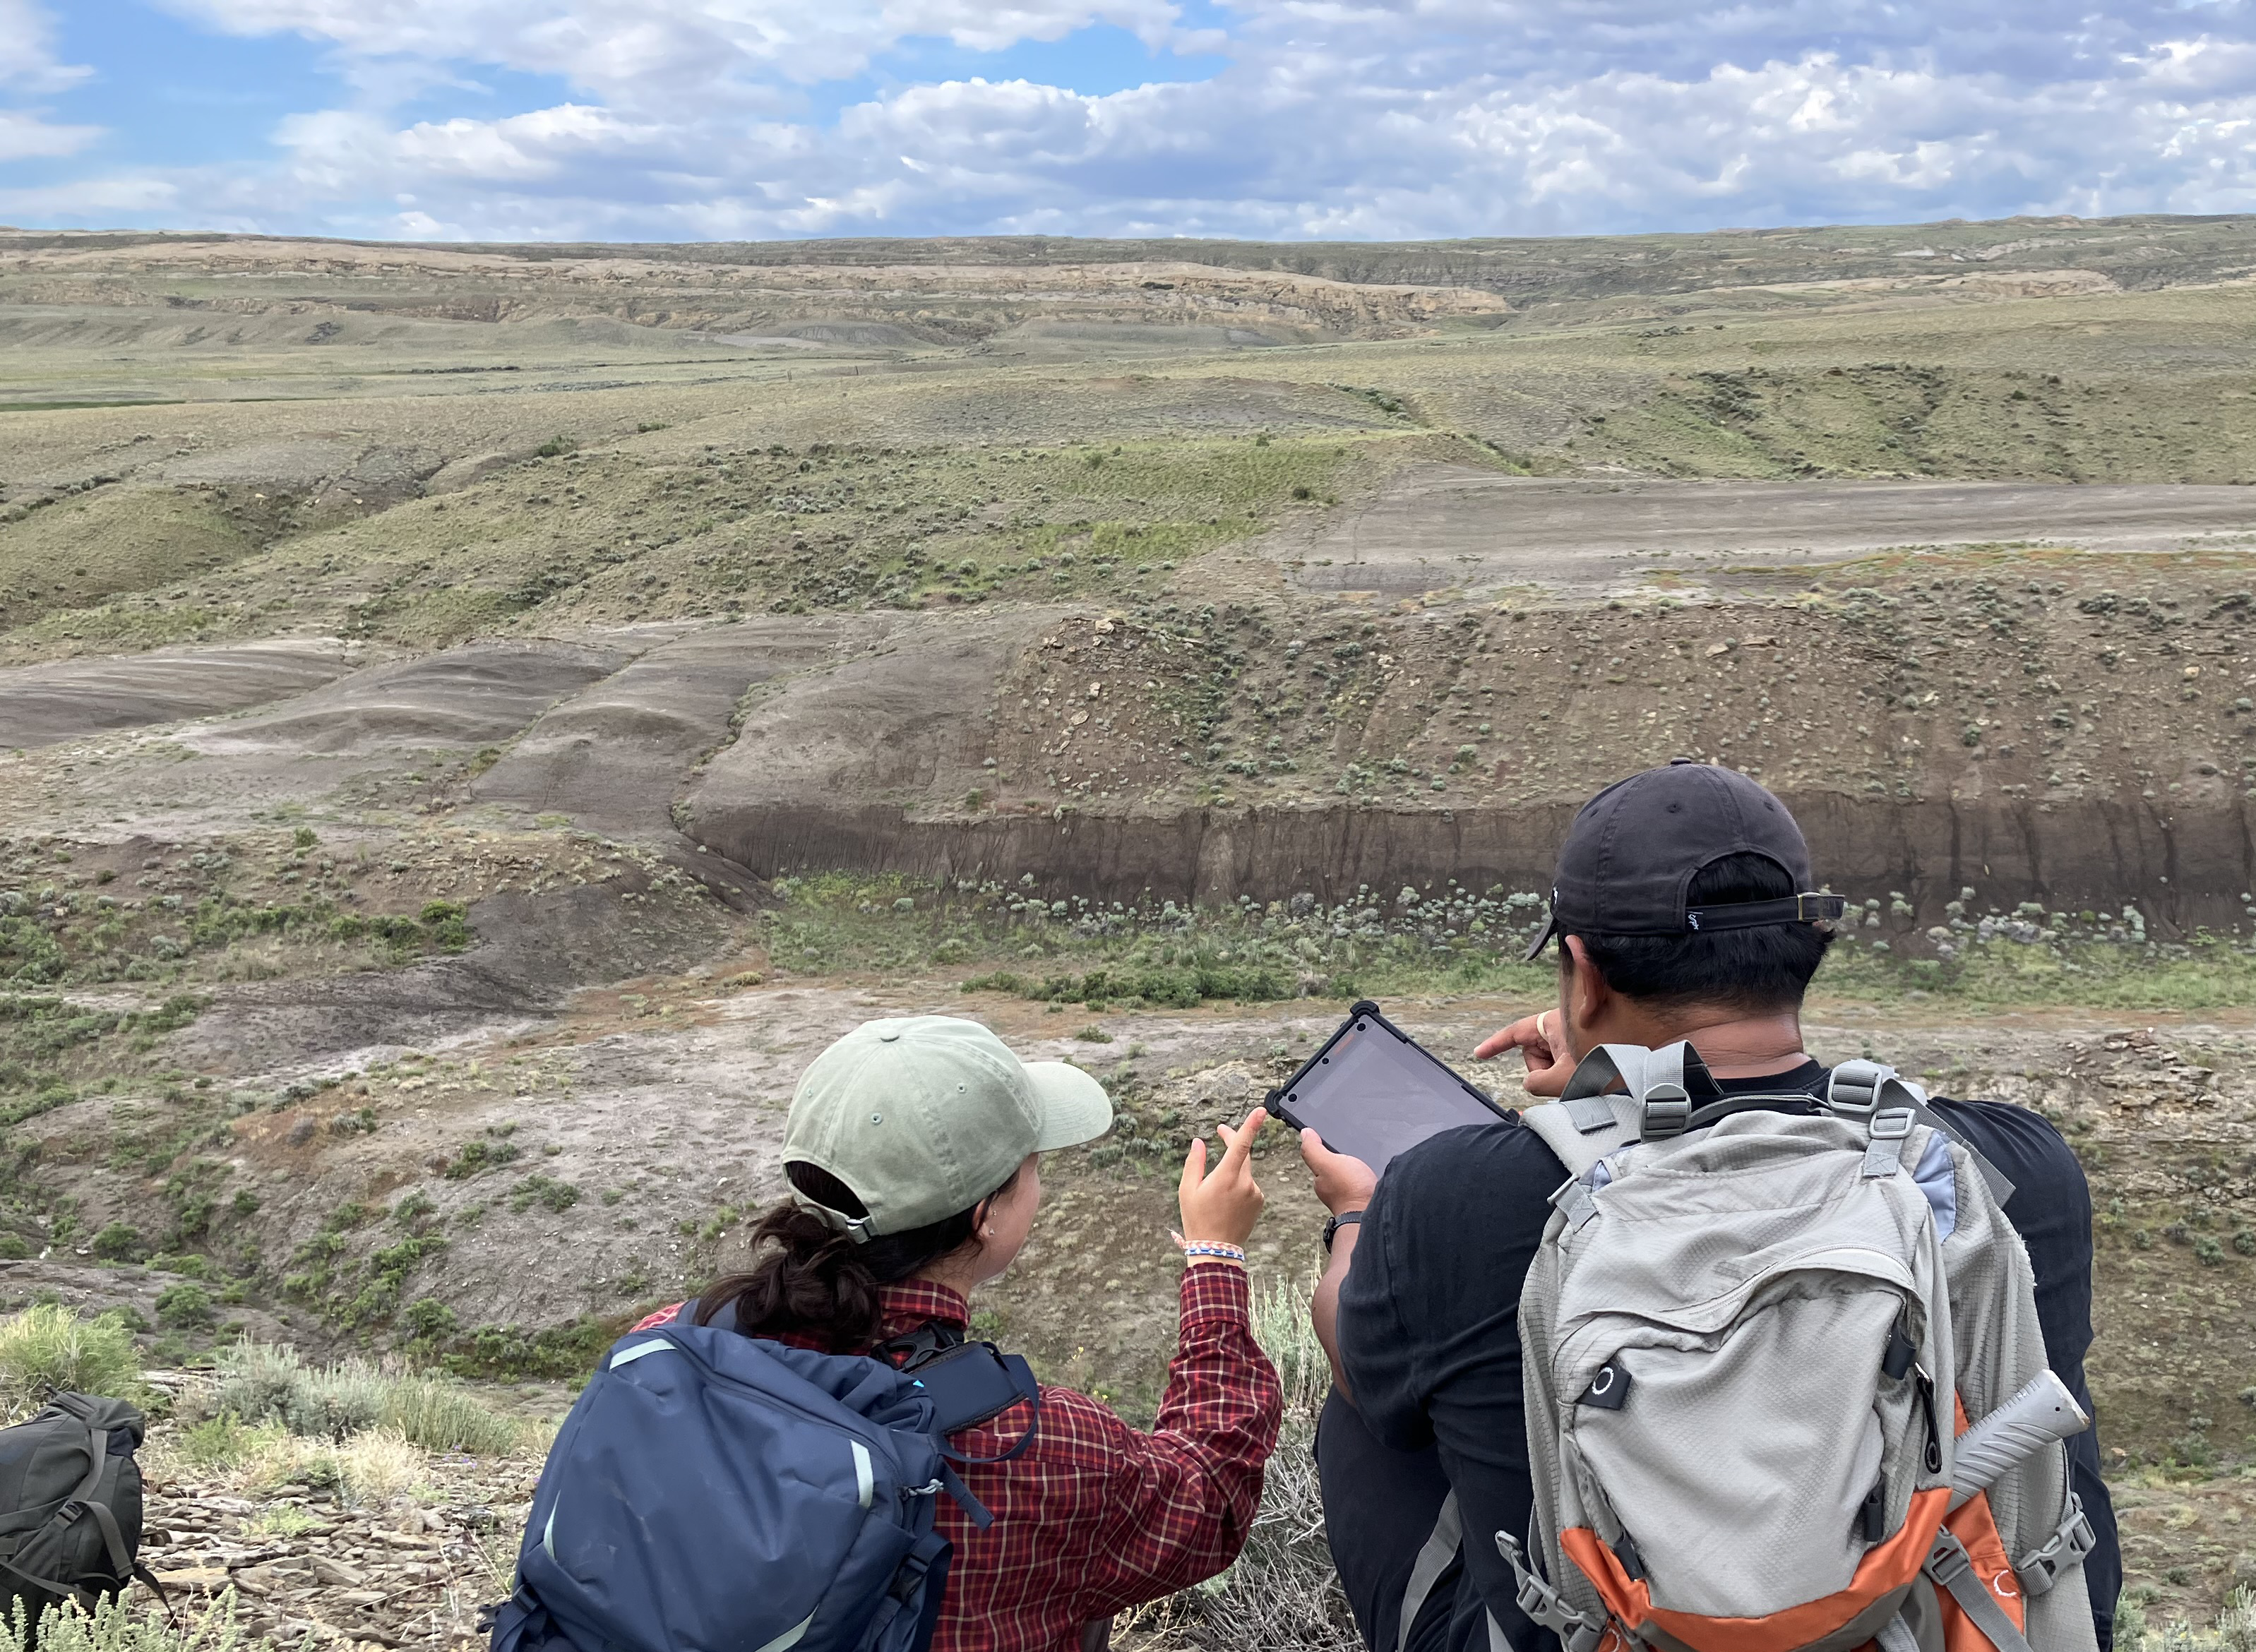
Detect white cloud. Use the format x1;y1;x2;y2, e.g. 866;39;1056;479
0;0;88;92
0;0;103;167
150;0;1198;100
20;0;2256;239
0;107;98;162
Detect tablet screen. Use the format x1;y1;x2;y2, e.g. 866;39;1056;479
1272;1005;1509;1173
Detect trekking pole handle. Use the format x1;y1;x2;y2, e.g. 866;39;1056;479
1947;1370;2089;1511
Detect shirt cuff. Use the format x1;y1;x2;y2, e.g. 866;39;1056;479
1178;1255;1251;1324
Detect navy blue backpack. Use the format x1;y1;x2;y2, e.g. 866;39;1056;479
487;1310;1039;1652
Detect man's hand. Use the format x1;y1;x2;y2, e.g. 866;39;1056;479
1473;1009;1578;1096
1178;1107;1268;1247
1303;1127;1375;1403
1299;1129;1377;1216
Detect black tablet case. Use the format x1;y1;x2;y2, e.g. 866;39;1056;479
1267;999;1511;1173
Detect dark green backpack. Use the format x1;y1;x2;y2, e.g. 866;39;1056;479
0;1394;151;1636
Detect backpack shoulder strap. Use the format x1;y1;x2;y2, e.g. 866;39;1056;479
1524;1040;1714;1174
1824;1059;2018;1204
1519;1094;1637;1180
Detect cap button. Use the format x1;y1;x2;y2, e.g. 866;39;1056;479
1670;755;1695;765
878;1029;901;1042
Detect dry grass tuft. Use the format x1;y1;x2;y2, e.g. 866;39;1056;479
0;1305;148;1423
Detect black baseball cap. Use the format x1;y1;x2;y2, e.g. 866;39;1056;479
1522;759;1846;960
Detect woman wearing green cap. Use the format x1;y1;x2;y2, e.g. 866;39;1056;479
633;1014;1282;1651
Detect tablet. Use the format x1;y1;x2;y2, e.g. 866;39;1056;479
1268;1000;1511;1173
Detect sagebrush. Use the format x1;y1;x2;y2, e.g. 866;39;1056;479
0;1588;302;1652
200;1339;523;1454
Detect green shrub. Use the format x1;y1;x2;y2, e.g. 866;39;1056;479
153;1284;215;1329
442;1140;522;1180
962;962;1291;1010
400;1298;456;1341
508;1175;578;1214
174;1414;273;1472
0;1305;145;1419
88;1223;143;1263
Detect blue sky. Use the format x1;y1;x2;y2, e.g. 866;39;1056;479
5;1;2256;241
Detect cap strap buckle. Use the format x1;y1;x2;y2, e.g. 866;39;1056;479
1683;892;1848;932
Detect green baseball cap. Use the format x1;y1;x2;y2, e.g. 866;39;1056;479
784;1016;1114;1242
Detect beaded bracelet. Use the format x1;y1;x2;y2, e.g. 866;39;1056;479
1182;1241;1247;1264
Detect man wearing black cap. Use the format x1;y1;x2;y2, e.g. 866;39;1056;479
1299;761;2120;1652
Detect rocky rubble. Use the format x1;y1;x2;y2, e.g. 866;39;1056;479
141;1447;535;1651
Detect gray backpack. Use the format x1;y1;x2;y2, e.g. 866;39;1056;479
1501;1045;2100;1652
0;1393;153;1638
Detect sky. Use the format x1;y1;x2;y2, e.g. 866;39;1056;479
6;1;2256;243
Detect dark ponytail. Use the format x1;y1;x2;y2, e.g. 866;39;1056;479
693;1161;1021;1353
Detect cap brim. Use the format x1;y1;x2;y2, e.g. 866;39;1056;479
1024;1060;1115;1150
1522;917;1559;962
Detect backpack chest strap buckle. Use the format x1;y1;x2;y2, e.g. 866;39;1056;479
2017;1492;2097;1598
1496;1531;1610;1652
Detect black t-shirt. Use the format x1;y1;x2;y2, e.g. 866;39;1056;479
1335;1060;2120;1651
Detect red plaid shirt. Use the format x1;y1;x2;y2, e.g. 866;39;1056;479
633;1262;1282;1651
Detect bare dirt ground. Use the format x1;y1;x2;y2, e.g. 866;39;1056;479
1278;467;2256;597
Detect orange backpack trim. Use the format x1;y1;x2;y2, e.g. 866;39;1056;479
1561;1486;1949;1652
1938;1397;2027;1649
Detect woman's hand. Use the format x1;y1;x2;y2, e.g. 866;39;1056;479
1177;1107;1268;1248
1298;1130;1376;1216
1473;1008;1578;1096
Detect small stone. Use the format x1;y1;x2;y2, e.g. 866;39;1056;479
311;1557;369;1588
154;1567;229;1590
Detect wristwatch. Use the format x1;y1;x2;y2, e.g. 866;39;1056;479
1322;1209;1365;1254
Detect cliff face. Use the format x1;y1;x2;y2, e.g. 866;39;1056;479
669;560;2256;934
690;791;2247;935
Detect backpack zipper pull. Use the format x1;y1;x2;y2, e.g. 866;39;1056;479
1914;1365;1942;1476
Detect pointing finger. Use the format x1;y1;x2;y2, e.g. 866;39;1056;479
1217;1107;1267;1172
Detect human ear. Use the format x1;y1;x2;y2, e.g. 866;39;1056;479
1562;935;1608;1039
